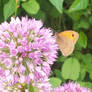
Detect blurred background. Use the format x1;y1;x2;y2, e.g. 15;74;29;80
0;0;92;89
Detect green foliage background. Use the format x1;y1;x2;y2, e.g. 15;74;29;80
0;0;92;90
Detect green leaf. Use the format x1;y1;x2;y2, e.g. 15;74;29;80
3;0;16;20
78;32;87;48
82;54;92;64
78;64;86;81
89;16;92;26
62;57;80;80
38;0;52;12
57;55;67;62
73;19;89;29
84;64;92;73
89;72;92;80
0;0;4;22
79;82;92;90
49;77;62;88
49;7;61;18
69;0;89;12
54;69;65;82
66;10;83;21
73;51;83;60
22;0;40;14
54;69;62;79
21;0;27;2
78;19;89;29
49;0;64;13
88;39;92;49
31;10;46;22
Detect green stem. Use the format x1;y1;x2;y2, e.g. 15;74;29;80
58;15;62;32
62;14;66;30
14;0;18;18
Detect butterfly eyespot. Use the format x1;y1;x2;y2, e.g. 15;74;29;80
72;34;74;37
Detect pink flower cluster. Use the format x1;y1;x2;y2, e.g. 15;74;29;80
53;82;91;92
0;17;58;91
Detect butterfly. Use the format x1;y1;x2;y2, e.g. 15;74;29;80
56;30;79;56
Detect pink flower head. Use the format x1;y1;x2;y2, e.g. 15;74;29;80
0;17;58;91
53;82;91;92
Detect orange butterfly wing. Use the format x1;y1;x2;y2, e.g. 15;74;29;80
56;31;79;56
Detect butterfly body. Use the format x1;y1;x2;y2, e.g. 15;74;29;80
56;30;79;56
